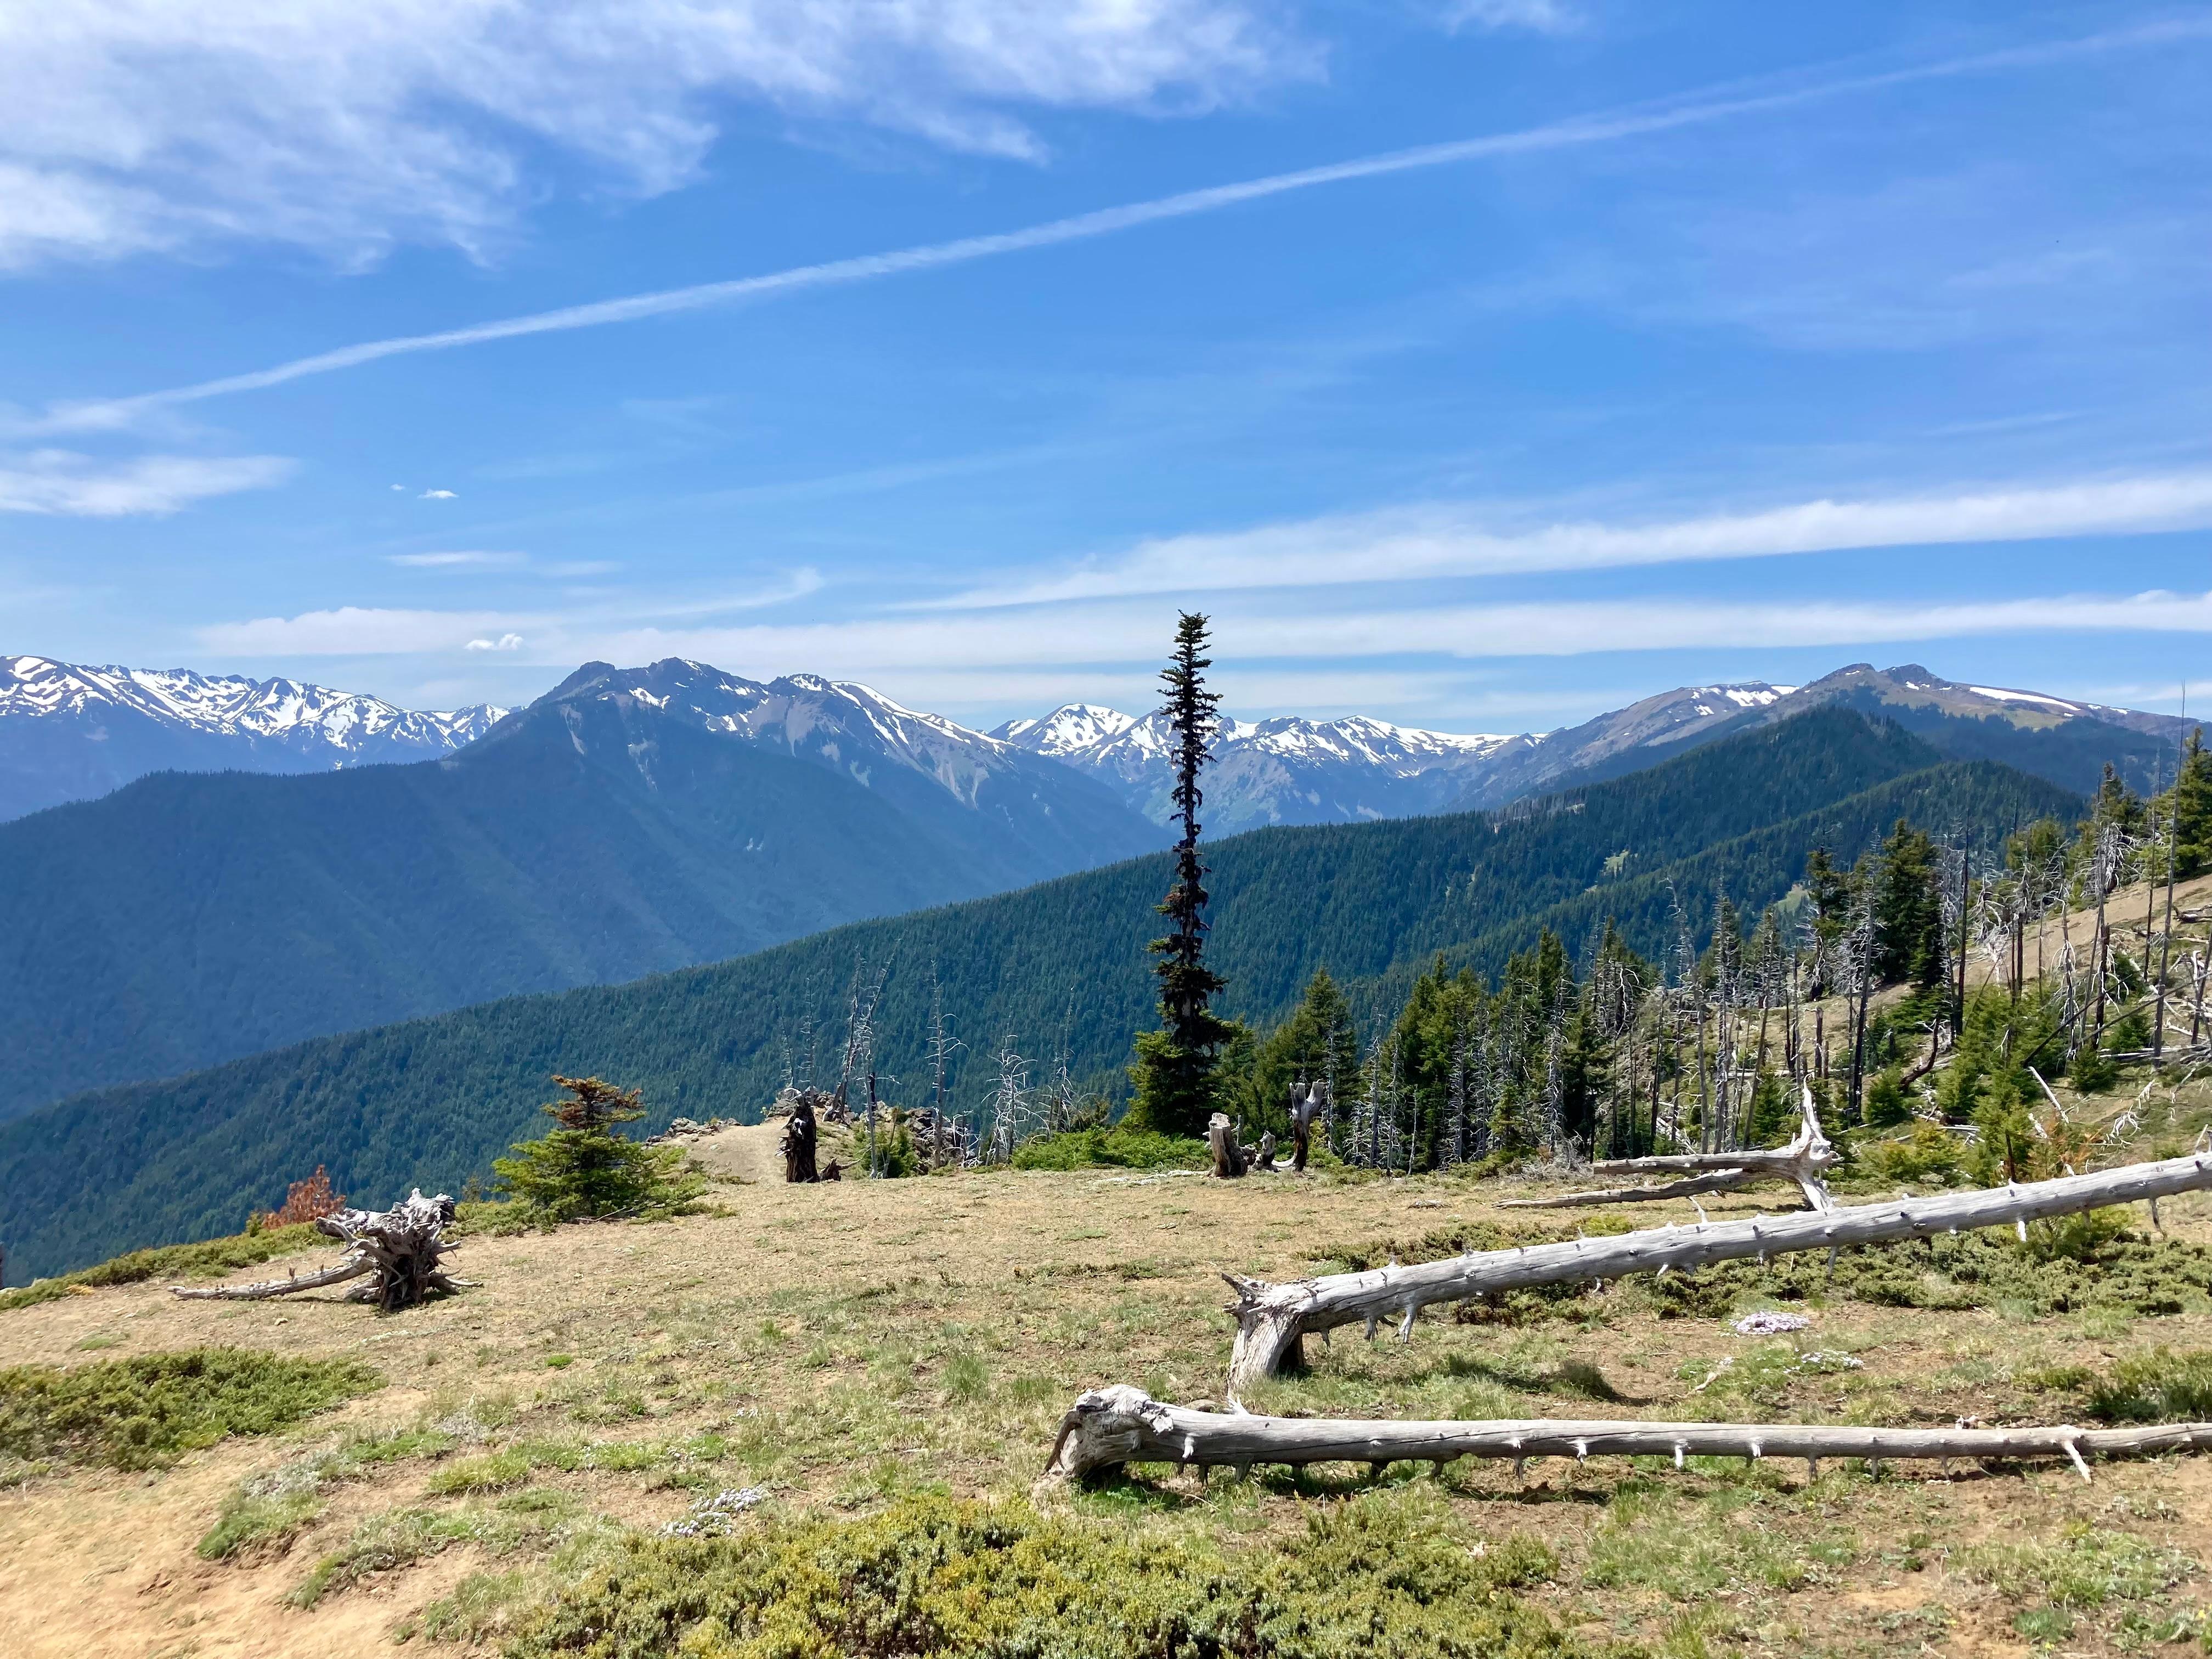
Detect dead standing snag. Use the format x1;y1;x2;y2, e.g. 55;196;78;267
1221;1149;2212;1397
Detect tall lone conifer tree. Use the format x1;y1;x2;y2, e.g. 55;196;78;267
1127;612;1232;1136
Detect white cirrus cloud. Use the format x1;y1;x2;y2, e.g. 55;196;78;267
200;606;544;656
1441;0;1582;34
580;585;2212;682
0;448;292;515
0;0;1310;270
466;632;526;652
35;19;2204;432
388;549;526;569
419;488;458;500
947;471;2212;607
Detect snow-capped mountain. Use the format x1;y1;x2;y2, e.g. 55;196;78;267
1447;680;1797;808
1001;662;2196;830
0;655;509;821
991;703;1522;833
1452;663;2200;807
534;661;1166;878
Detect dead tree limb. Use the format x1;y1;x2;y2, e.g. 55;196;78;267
1503;1169;1752;1209
174;1190;462;1312
1043;1385;2211;1486
1222;1149;2212;1397
1578;1086;1837;1211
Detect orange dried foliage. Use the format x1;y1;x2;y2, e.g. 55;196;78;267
267;1165;346;1227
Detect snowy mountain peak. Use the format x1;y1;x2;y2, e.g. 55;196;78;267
990;703;1139;756
0;654;511;821
994;700;1523;833
0;656;505;746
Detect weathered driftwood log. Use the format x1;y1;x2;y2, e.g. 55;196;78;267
1223;1149;2212;1397
1043;1385;2212;1485
1209;1113;1248;1180
1503;1169;1753;1209
1565;1086;1839;1212
174;1190;462;1311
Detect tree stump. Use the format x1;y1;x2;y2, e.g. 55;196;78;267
173;1190;462;1311
782;1093;821;1183
1209;1113;1247;1179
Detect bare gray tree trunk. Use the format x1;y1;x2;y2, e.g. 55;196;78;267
1045;1385;2210;1486
1223;1150;2212;1397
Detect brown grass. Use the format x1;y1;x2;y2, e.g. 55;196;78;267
4;1125;2212;1655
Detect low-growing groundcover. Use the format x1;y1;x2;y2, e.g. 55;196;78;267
0;1348;381;1470
0;1221;323;1311
507;1491;1578;1659
1010;1126;1209;1172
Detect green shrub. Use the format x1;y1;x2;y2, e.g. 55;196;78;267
0;1349;381;1470
509;1492;1572;1658
0;1224;324;1312
1861;1068;1910;1129
1011;1126;1207;1171
493;1076;706;1225
2085;1350;2212;1424
1847;1120;1965;1186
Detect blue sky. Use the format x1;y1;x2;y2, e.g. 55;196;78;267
2;1;2208;734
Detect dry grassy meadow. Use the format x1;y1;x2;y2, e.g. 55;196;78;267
7;1087;2212;1658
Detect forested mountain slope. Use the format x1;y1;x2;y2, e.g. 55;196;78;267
0;691;1136;1114
0;708;2078;1280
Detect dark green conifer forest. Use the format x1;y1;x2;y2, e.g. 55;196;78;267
0;707;2084;1279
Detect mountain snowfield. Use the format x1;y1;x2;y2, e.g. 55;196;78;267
0;654;507;821
993;703;1526;833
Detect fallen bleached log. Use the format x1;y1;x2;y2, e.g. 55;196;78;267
1545;1087;1838;1213
1043;1385;2212;1485
174;1190;464;1311
1502;1169;1753;1209
1223;1149;2212;1397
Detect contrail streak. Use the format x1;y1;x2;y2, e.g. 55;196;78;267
41;19;2202;433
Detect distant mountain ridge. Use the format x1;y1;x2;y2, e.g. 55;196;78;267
997;662;2193;829
0;661;1163;1114
0;654;508;821
992;704;1522;832
550;659;1166;880
1477;663;2198;804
